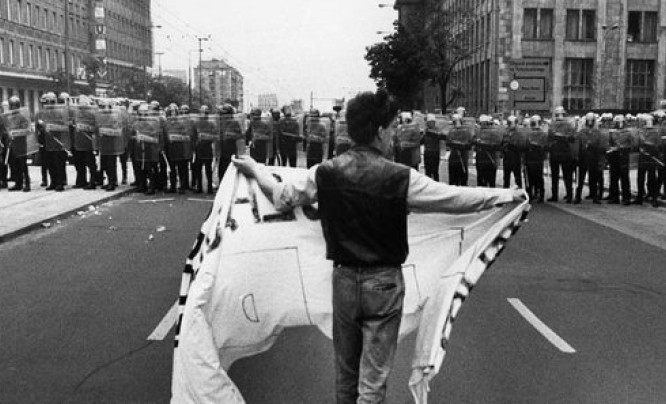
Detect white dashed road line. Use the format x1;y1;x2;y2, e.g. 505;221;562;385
148;300;179;341
508;298;576;354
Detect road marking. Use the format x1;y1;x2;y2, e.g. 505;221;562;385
507;298;576;354
148;300;179;341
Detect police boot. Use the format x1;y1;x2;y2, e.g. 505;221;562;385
537;189;545;203
574;190;582;204
631;195;643;205
9;184;23;191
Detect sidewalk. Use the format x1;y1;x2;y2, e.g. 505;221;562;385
0;164;136;243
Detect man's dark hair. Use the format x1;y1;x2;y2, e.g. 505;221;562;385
346;88;398;145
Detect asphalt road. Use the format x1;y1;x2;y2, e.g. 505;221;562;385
1;193;665;403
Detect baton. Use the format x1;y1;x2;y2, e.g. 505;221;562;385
3;138;12;165
457;149;467;175
639;150;666;167
51;134;72;157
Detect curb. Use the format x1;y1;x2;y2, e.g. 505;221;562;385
0;187;136;244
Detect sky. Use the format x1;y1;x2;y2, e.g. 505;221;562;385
152;0;397;111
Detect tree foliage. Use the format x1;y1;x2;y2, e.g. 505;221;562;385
365;21;425;110
365;1;477;111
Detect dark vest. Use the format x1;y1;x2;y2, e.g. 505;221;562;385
315;146;411;266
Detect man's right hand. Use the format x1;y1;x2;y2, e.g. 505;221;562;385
231;155;259;178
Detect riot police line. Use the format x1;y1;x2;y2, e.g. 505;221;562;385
3;95;664;207
388;105;666;208
0;93;348;196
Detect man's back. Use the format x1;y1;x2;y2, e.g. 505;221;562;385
316;146;411;266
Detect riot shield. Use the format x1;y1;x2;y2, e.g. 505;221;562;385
550;119;575;138
133;116;161;163
249;117;273;161
476;127;504;150
594;128;611;151
195;115;219;160
527;129;548;150
220;113;247;156
306;116;331;161
306;116;331;144
41;104;71;152
1;107;37;157
641;128;662;156
447;127;473;150
398;123;421;167
72;105;98;151
220;113;246;141
508;128;530;150
97;108;125;155
279;116;304;141
166;115;194;161
611;129;636;151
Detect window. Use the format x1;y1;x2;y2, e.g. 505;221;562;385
19;42;24;67
45;48;50;70
37;46;41;69
625;59;654;110
8;39;13;64
26;1;30;25
523;8;553;39
28;43;32;67
628;11;658;43
566;9;596;40
0;38;4;64
563;58;594;111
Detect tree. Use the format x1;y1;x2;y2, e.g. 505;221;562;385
365;1;477;111
419;0;477;111
365;21;426;110
46;70;79;96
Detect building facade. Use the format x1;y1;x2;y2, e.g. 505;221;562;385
257;93;278;112
396;0;666;116
0;0;152;113
194;58;244;110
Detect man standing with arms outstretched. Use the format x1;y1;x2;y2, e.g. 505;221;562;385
232;89;526;404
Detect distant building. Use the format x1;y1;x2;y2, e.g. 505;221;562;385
162;69;187;84
395;0;666;116
257;93;278;112
194;58;244;109
0;0;153;112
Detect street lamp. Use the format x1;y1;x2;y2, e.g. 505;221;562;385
145;24;162;99
376;30;391;35
378;3;393;8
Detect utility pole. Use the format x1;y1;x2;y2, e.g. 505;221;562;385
155;51;164;81
196;35;210;107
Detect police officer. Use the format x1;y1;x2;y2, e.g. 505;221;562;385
526;115;546;203
548;106;576;203
73;95;99;190
217;104;244;181
446;114;471;186
193;105;215;194
4;97;31;191
179;104;196;190
278;105;301;167
305;109;328;168
502;116;523;189
475;115;500;188
247;108;271;164
422;114;444;181
607;115;633;205
574;113;598;204
634;114;661;207
269;108;281;166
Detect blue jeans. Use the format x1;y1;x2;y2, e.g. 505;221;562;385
333;264;405;404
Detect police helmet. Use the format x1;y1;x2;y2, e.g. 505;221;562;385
479;114;492;124
507;115;518;123
251;108;263;117
614;115;625;122
8;96;21;110
180;104;190;114
200;105;209;114
149;100;161;111
554;106;566;115
58;92;70;104
530;115;542;124
451;113;462;122
642;115;654;128
310;109;321;118
584;112;596;122
282;105;293;117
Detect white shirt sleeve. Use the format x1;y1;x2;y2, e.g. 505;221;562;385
407;168;515;213
272;164;319;211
